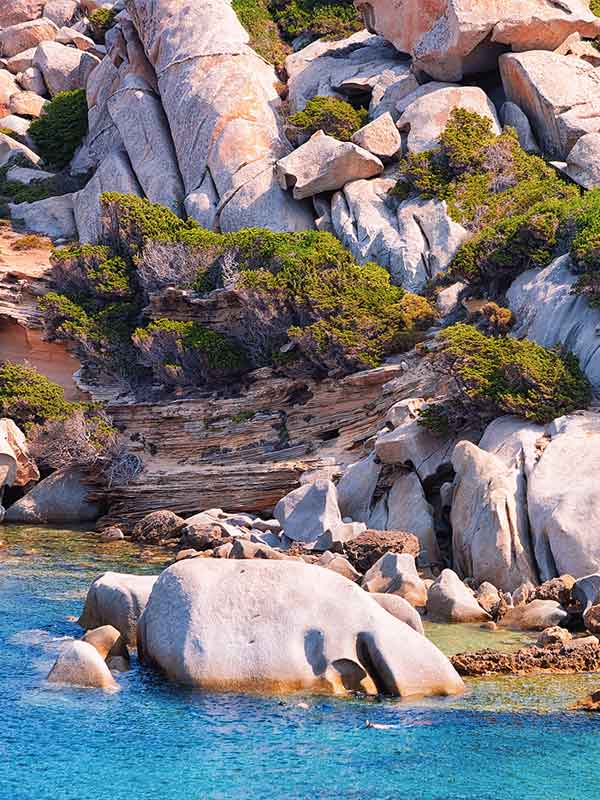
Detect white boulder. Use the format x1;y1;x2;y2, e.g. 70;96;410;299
47;640;118;689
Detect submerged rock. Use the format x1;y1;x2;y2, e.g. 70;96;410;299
137;558;464;697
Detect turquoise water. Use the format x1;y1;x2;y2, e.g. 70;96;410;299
2;526;600;800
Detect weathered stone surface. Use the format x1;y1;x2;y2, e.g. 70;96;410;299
507;255;600;393
362;552;428;607
9;193;76;239
47;640;118;689
82;624;129;660
358;0;600;82
137;558;464;696
427;569;491;624
6;164;54;184
0;19;59;60
331;180;468;292
126;0;312;233
371;592;424;634
285;30;411;114
0;69;19;103
8;90;47;117
500;51;600;160
0;115;32;139
0;418;39;487
375;398;460;480
313;521;366;552
5;467;100;523
229;538;288;560
563;133;600;189
56;27;98;52
436;281;465;316
534;575;575;607
478;415;544;480
584;605;600;635
537;626;572;648
43;0;79;28
74;149;143;243
451;441;537;593
499;599;568;631
397;84;501;152
274;479;342;546
500;101;539;154
78;572;158;645
344;529;420;574
106;78;185;214
131;510;186;544
573;574;600;613
474;582;501;618
527;413;600;581
15;65;47;95
317;551;361;582
5;48;37;75
384;472;440;567
336;453;382;524
0;132;39;169
276;131;383;200
351;112;401;160
0;0;45;28
34;40;99;95
451;640;600;677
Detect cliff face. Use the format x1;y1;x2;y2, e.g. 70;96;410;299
97;360;432;525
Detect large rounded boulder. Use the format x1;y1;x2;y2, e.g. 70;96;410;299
78;572;158;645
137;559;464;697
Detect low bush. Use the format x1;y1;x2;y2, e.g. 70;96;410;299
394;109;579;290
0;361;79;429
232;0;288;69
418;324;591;435
12;234;51;251
271;0;362;41
89;8;117;42
287;95;368;142
28;90;88;169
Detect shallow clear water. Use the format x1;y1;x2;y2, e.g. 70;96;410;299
2;525;600;800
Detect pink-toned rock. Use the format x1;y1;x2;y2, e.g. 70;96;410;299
356;0;600;81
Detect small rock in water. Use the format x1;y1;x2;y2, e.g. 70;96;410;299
99;526;124;542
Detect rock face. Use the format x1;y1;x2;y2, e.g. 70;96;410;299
500;51;600;160
34;40;98;95
397;84;501;152
274;479;342;547
427;569;491;624
507;256;600;393
9;194;77;239
78;572;158;645
276;131;383;200
47;640;118;689
0;418;39;488
362;552;428;607
527;413;600;582
5;467;100;524
563;133;600;189
500;101;539;154
351;112;402;160
499;599;568;631
0;132;40;167
0;0;45;28
331;182;469;292
285;30;413;115
357;0;600;81
451;441;538;593
137;558;464;696
120;0;313;233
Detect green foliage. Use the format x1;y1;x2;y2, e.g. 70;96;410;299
0;360;79;428
395;109;579;288
418;324;591;434
29;90;88;169
232;0;288;68
271;0;361;40
288;96;368;142
89;7;117;42
592;0;600;15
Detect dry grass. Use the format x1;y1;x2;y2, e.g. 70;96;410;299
11;234;52;251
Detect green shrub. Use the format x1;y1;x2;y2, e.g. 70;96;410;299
271;0;362;40
232;0;288;68
288;96;368;142
89;7;117;42
395;109;579;289
133;319;246;386
29;90;88;169
418;324;591;434
592;0;600;15
0;360;79;428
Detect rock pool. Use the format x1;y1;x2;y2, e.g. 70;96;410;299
2;526;600;800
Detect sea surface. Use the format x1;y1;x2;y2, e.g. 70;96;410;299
2;525;599;800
